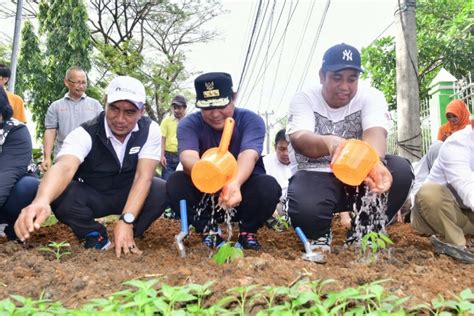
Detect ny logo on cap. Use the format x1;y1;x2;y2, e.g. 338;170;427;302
342;49;353;61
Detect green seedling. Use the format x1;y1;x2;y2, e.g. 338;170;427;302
41;215;58;227
360;231;394;263
0;278;471;315
275;214;290;230
39;241;71;262
212;242;244;265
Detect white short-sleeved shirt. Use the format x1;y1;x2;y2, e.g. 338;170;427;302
57;117;161;166
287;83;391;174
263;152;292;199
426;126;474;210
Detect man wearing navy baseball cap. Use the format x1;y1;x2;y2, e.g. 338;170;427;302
15;76;168;258
286;43;413;257
166;72;281;251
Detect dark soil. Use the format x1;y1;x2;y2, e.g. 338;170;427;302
0;217;472;309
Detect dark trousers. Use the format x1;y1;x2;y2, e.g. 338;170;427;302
161;151;180;181
52;177;168;239
0;175;39;239
166;171;281;233
288;155;414;240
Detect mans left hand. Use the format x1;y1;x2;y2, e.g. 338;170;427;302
365;161;392;193
113;220;142;258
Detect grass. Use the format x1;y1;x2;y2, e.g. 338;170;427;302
0;278;472;315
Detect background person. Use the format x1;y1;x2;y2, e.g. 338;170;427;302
41;66;102;171
160;95;187;180
286;43;413;254
0;64;27;123
437;99;470;141
407;99;470;218
166;72;281;250
412;123;474;264
263;128;291;229
0;88;39;240
15;76;167;258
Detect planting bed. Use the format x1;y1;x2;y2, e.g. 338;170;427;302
0;217;472;309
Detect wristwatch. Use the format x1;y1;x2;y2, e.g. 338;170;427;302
119;212;135;224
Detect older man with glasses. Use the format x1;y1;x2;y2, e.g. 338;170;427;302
41;66;103;172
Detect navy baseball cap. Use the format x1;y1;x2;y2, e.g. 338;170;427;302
194;72;234;109
171;95;187;107
321;43;364;73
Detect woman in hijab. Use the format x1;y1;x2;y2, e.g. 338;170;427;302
0;88;39;240
437;99;471;141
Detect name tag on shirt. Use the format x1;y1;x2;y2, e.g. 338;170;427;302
129;146;141;154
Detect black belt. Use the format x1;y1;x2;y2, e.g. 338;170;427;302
165;151;179;156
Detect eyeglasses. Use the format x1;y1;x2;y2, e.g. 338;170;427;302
67;79;87;86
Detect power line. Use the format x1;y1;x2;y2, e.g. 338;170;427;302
369;21;395;46
296;0;331;91
237;0;264;93
239;0;283;107
268;0;316;109
238;0;300;106
266;0;288;113
258;0;277;110
238;0;272;94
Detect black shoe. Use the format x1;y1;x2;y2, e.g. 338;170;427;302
84;231;112;250
4;225;18;241
236;232;261;250
431;235;474;264
265;217;285;232
202;231;226;249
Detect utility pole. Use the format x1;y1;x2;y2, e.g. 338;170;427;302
259;110;273;154
9;0;24;92
395;0;421;162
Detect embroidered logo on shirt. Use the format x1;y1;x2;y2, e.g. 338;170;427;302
129;146;141;154
342;49;353;61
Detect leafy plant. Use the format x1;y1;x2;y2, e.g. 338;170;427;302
39;241;71;262
360;231;394;264
227;285;258;315
274;214;290;231
212;242;244;265
41;215;58;227
431;288;474;315
0;278;472;315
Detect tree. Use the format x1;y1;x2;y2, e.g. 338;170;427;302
16;0;93;138
0;43;10;64
16;21;47;134
88;0;223;121
361;0;474;110
38;0;93;99
6;0;223;127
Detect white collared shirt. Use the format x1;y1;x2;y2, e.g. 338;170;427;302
58;116;161;166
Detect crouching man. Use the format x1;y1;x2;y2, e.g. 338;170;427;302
15;76;167;258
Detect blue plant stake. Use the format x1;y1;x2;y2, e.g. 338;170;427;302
175;199;189;257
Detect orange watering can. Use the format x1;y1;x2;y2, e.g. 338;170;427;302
331;139;379;186
191;117;238;194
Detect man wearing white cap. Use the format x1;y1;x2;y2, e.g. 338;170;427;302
15;76;167;258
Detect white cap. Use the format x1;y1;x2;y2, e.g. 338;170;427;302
106;76;146;109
